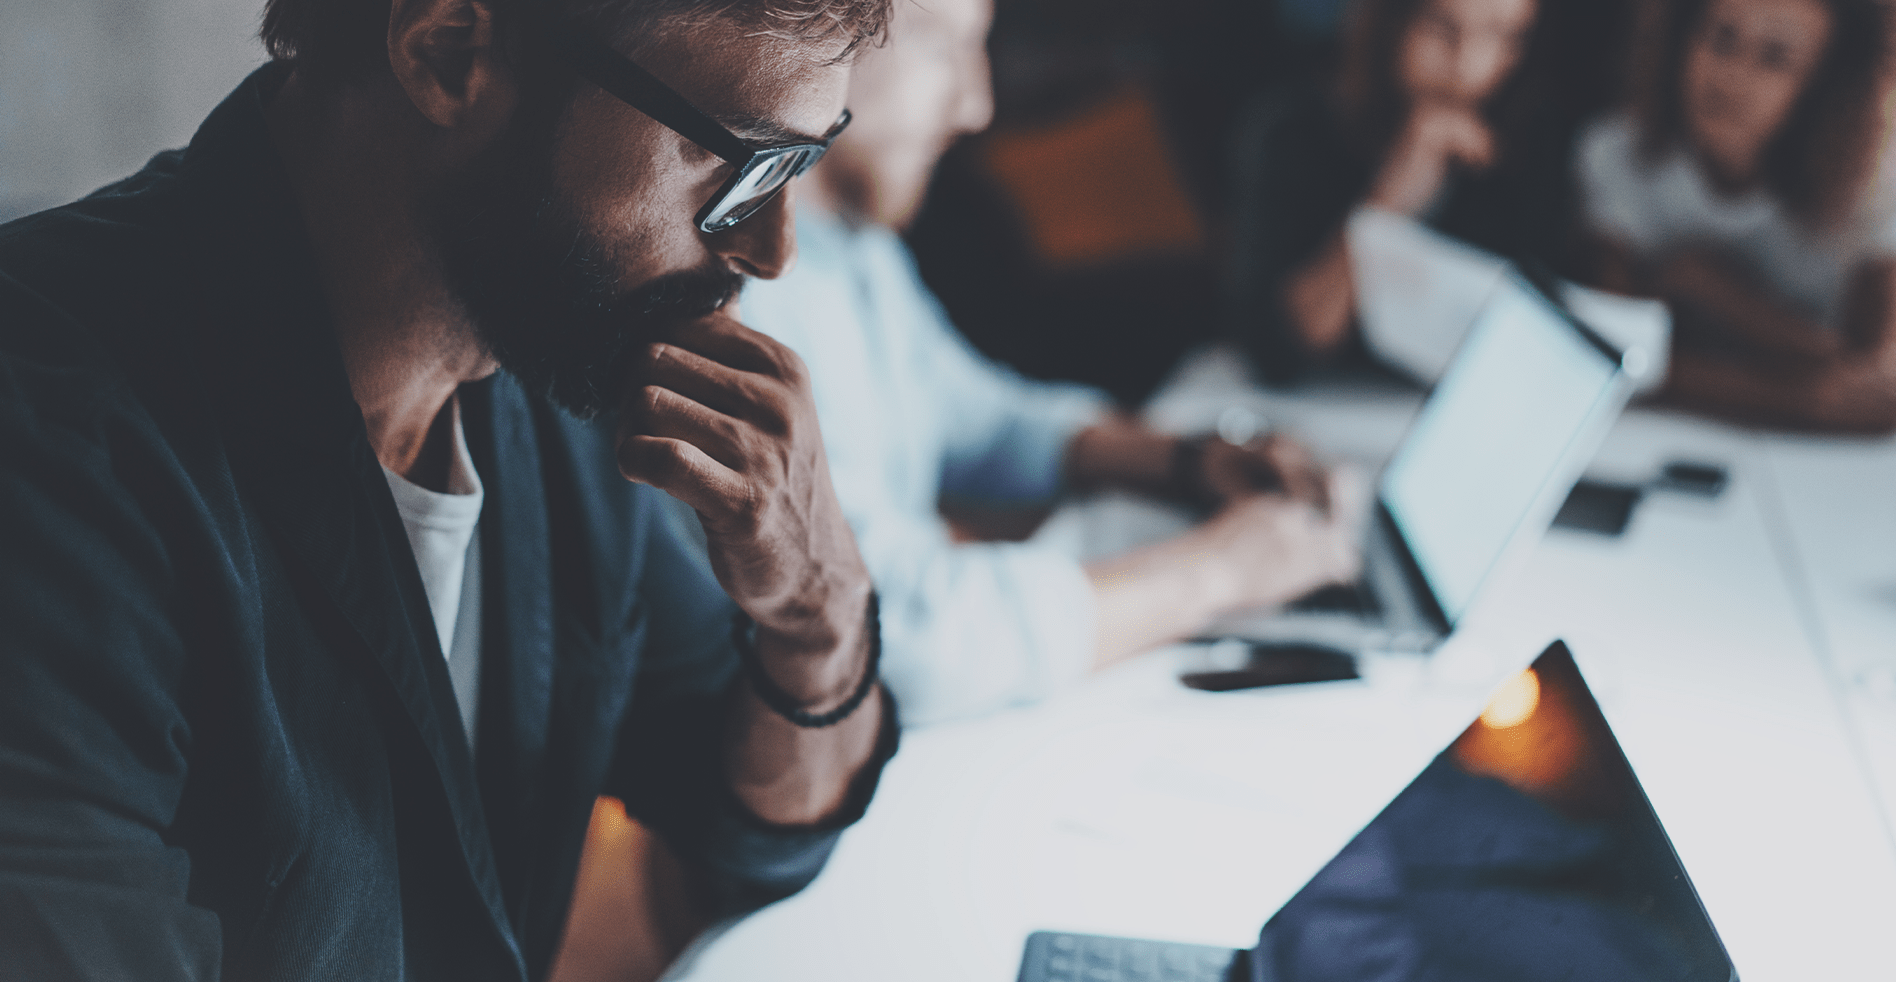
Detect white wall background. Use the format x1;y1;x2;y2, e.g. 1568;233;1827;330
0;0;269;221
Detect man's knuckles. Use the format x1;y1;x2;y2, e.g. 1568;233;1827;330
768;342;812;388
701;483;769;539
642;349;809;431
672;315;811;383
616;435;694;482
635;383;680;419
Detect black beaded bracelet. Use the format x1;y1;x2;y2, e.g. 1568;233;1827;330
732;592;882;729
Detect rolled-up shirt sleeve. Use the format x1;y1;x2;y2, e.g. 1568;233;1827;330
861;519;1099;726
876;272;1104;723
922;292;1108;508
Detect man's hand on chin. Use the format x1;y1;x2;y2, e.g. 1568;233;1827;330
617;310;875;684
615;310;883;825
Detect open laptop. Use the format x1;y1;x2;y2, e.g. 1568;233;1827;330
1018;641;1740;982
1207;268;1651;654
1346;207;1670;393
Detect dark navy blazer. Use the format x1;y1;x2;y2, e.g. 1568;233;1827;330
0;66;895;981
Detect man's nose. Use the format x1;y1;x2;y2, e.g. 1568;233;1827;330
957;54;997;135
708;186;799;280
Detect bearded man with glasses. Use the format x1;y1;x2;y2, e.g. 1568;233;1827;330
0;0;897;979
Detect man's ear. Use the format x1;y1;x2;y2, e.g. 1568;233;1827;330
387;0;511;128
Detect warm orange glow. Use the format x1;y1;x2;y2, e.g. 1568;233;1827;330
547;797;713;982
1479;669;1541;729
982;87;1208;270
1451;655;1620;821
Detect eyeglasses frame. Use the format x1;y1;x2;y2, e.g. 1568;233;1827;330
550;25;851;233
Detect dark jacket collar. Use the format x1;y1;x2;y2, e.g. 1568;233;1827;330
176;64;534;975
460;377;561;932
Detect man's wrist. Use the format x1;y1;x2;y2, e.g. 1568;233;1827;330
1185;526;1247;621
747;582;878;708
737;592;881;728
1066;417;1175;495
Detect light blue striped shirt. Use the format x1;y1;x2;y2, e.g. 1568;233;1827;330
742;209;1110;725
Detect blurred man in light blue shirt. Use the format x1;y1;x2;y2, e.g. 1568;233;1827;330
743;0;1362;725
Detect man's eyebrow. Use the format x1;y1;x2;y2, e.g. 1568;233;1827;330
715;112;835;146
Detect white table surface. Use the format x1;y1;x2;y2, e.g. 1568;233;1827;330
674;347;1896;982
1754;437;1896;846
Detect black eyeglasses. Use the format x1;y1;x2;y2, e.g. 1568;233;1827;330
551;26;851;233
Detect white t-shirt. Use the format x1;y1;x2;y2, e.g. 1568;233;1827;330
381;396;484;753
1577;112;1896;326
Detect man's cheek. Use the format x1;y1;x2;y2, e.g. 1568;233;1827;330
582;194;700;290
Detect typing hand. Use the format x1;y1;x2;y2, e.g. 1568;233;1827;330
1203;466;1368;611
1197;432;1332;511
616;312;873;680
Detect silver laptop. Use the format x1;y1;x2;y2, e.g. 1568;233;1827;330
1209;268;1649;654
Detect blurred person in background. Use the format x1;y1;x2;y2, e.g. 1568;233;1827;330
1578;0;1896;432
741;0;1366;726
0;0;903;977
1225;0;1572;384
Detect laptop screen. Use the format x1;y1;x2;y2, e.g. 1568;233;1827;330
1379;275;1626;624
1250;642;1736;982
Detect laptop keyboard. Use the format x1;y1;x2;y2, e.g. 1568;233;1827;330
1288;581;1382;616
1017;931;1242;982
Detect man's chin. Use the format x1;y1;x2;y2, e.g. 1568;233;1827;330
477;313;646;421
877;161;948;232
453;219;746;417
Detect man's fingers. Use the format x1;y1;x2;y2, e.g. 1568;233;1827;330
1326;465;1373;536
635;314;809;430
663;313;804;381
631;385;751;470
642;343;773;423
1258;435;1329;509
615;434;749;520
1283;469;1330;513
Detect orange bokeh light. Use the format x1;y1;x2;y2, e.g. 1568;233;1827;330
1479;668;1542;729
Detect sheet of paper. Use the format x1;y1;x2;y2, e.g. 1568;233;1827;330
1346;208;1670;392
1347;207;1507;385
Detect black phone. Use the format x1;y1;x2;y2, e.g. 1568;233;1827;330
1552;480;1644;537
1180;643;1360;692
1653;461;1729;498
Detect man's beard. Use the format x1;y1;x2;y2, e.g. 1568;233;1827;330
429;107;745;419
